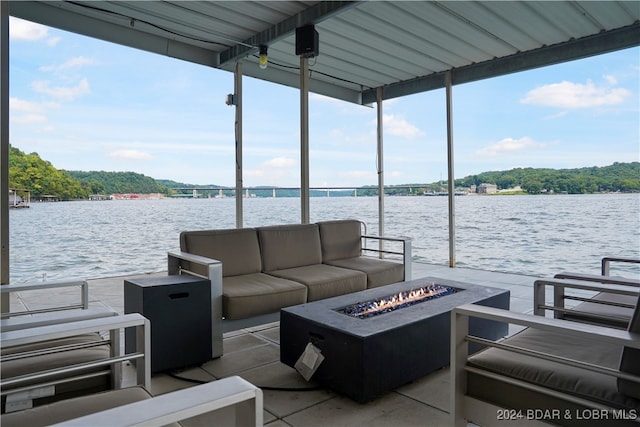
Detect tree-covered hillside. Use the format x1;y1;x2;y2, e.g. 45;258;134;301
8;145;639;199
454;162;640;194
65;170;168;195
9;147;88;200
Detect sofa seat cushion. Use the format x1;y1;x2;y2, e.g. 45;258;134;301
180;228;262;277
269;264;366;302
1;333;112;412
1;386;153;427
468;327;640;410
223;273;308;320
325;256;404;288
1;333;109;379
565;291;637;328
258;224;323;271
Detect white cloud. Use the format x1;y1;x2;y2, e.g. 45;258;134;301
379;114;425;139
521;79;630;109
264;157;296;168
475;137;545;157
9;17;48;41
107;149;152;160
11;113;48;125
40;56;97;72
10;97;59;113
342;170;373;179
32;78;90;101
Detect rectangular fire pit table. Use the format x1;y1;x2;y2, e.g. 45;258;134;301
280;277;509;402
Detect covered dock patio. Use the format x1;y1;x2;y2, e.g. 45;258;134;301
1;1;639;425
8;261;540;426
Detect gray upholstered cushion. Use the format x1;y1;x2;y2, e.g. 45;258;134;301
222;273;307;319
180;228;261;277
1;386;152;427
566;292;636;328
269;264;366;301
258;224;322;271
317;220;362;261
469;327;639;410
1;333;112;412
619;294;640;399
325;256;404;288
1;333;109;379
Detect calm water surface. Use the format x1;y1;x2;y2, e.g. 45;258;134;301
8;193;640;283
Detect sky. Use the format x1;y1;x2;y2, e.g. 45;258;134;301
8;16;640;188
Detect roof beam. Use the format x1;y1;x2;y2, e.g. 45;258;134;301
362;23;640;104
9;1;218;67
218;1;360;66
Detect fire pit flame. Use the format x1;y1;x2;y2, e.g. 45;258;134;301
337;283;457;319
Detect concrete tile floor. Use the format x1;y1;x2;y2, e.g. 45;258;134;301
7;261;550;426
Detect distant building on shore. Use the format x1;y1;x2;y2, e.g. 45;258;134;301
478;183;498;194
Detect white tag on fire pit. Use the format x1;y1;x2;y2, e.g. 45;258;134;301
295;342;324;381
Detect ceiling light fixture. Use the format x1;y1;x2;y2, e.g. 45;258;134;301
259;45;268;69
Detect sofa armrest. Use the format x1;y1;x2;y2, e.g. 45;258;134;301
1;313;150;393
450;303;640;427
362;235;412;280
1;307;118;332
534;278;639;323
1;280;89;318
602;256;640;276
167;251;223;358
51;376;263;427
554;272;640;287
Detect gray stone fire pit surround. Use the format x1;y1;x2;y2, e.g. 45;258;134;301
280;277;510;403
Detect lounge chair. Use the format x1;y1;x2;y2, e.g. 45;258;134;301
451;294;640;426
1;313;149;414
534;257;640;328
1;280;127;411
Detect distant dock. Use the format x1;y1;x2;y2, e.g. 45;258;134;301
9;189;30;208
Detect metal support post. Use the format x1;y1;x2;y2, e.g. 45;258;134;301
300;56;310;224
446;71;456;268
1;1;9;312
376;87;385;256
234;62;243;228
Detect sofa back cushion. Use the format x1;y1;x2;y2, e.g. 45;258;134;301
180;228;261;277
317;220;363;262
258;224;322;272
618;293;640;399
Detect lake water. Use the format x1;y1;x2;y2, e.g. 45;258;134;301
8;193;640;283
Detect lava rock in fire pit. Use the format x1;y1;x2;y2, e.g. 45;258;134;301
337;283;457;319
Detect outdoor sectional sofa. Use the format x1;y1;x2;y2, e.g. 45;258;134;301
168;219;411;358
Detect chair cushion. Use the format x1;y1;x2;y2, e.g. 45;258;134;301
1;333;112;412
1;386;152;427
619;294;640;399
222;273;308;319
317;220;362;261
258;224;322;271
269;264;366;301
469;327;640;410
325;256;404;288
1;333;109;379
566;291;636;328
180;228;261;277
